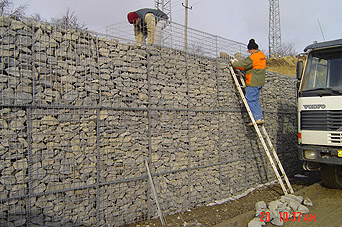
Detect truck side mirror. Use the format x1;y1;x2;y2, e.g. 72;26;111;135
296;61;304;80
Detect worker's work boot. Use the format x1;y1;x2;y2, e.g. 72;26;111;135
248;119;265;127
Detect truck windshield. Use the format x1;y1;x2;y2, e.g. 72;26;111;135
300;47;342;96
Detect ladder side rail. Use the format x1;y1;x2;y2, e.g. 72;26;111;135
228;65;289;194
237;70;246;88
260;125;294;193
228;66;256;126
260;125;290;173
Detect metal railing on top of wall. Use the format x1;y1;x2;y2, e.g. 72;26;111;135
105;18;247;58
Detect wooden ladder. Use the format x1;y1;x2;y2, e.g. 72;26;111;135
228;64;294;195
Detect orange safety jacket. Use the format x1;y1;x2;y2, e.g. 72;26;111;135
232;50;266;87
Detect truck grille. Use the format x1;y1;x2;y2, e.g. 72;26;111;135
301;110;342;131
329;133;342;144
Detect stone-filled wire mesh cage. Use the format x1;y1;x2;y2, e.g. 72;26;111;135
0;15;299;226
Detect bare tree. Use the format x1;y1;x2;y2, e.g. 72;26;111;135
29;13;47;24
51;8;87;30
0;0;27;19
0;1;87;31
278;42;297;57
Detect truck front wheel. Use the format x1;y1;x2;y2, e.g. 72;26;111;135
321;164;342;189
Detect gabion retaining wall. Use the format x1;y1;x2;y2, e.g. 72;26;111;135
0;16;299;226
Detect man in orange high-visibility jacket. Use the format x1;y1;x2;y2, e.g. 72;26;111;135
231;39;266;126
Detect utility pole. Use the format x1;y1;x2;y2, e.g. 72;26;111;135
182;0;192;53
269;0;281;57
184;0;189;53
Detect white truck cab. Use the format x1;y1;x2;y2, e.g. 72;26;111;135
297;39;342;189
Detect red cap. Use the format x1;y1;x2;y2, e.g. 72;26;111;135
127;12;139;24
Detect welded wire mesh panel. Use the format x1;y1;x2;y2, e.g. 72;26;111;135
150;110;189;173
278;150;300;177
188;56;218;110
98;41;149;109
189;112;219;168
98;110;149;183
259;73;279;112
219;160;247;196
245;150;270;186
105;19;247;58
30;188;97;226
219;112;247;162
159;21;186;52
187;26;218;57
0;107;29;226
189;167;220;208
149;46;188;109
151;173;189;217
0;17;33;106
0;198;27;226
260;74;297;119
216;36;248;59
105;22;135;44
29;108;98;226
30;108;98;185
275;112;297;152
216;59;242;109
98;180;148;226
32;27;100;107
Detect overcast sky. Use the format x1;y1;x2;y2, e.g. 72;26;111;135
13;0;342;53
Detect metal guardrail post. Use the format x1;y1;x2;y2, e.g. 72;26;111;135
146;45;153;219
26;107;32;226
215;37;223;199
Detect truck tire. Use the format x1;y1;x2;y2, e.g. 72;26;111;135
321;164;342;189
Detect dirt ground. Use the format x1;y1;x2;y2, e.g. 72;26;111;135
275;183;342;227
216;176;342;227
124;171;323;227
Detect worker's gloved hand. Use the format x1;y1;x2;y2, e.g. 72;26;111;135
230;58;238;65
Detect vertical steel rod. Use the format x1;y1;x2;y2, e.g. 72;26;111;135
145;160;166;226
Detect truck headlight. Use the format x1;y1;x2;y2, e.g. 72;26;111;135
304;150;317;160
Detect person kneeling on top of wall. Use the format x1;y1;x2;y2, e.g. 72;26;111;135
127;8;169;45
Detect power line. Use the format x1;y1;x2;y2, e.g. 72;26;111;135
172;0;201;14
192;0;203;7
